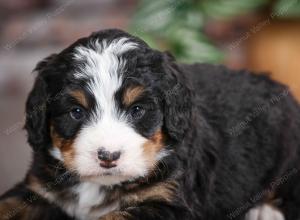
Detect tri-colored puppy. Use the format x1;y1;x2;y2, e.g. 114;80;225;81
0;29;299;220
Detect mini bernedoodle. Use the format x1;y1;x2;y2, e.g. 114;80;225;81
1;29;299;220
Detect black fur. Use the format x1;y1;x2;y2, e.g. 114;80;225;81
1;29;300;220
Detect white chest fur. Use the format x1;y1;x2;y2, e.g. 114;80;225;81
61;182;119;220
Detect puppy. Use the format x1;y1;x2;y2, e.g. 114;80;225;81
1;29;299;220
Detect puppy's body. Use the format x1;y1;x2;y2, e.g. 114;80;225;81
1;29;300;220
177;63;300;219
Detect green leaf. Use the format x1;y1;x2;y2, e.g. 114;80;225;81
273;0;300;18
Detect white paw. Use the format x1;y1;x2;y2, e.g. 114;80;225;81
245;204;285;220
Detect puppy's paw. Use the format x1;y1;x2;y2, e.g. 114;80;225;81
245;204;284;220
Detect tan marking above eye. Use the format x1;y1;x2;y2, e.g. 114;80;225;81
123;86;144;106
69;90;88;108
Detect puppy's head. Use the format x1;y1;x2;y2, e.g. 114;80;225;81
25;29;192;185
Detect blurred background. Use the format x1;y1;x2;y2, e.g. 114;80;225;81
1;0;300;194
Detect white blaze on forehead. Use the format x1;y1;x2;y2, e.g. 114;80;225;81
73;37;137;119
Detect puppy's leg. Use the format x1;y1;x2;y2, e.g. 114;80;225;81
245;204;285;220
0;197;27;220
100;201;190;220
99;211;129;220
100;180;191;220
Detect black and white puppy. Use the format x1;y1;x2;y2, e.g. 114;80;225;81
0;29;299;220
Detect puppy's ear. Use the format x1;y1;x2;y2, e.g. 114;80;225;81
25;54;56;151
161;52;193;142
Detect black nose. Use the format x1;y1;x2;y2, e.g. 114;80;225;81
97;148;121;162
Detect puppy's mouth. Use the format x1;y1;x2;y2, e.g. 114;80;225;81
73;150;149;185
79;166;131;179
99;160;118;169
100;167;120;176
102;171;113;176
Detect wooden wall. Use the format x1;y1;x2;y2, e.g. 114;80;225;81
246;20;300;100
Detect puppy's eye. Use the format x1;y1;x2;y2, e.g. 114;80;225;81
130;106;145;120
70;107;85;120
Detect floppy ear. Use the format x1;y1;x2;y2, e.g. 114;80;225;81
25;54;56;151
161;52;193;142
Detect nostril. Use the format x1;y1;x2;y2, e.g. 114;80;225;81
97;148;110;161
112;151;121;161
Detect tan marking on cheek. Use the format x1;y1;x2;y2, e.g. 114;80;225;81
122;181;177;206
142;130;165;168
123;86;144;106
70;90;88;108
50;125;76;169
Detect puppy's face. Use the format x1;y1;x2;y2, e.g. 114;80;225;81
25;30;191;185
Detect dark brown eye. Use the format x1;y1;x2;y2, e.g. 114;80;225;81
130;105;145;120
70;107;84;120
